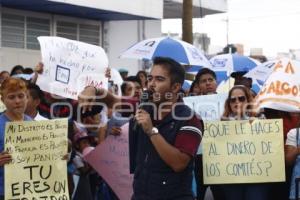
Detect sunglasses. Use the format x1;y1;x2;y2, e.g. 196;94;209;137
229;96;246;103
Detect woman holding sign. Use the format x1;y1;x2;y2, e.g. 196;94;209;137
221;85;269;200
0;77;31;200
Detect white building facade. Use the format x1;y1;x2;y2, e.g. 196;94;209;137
0;0;226;74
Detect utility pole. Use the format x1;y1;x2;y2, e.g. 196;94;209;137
182;0;193;44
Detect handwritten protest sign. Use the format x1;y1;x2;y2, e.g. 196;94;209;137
202;119;285;184
84;123;133;200
37;36;108;100
183;93;227;121
5;119;69;200
255;58;300;112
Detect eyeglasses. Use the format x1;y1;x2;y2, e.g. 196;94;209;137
229;96;246;103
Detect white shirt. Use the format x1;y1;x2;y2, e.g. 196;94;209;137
34;112;48;121
286;128;299;147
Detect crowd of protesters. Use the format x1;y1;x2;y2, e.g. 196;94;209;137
0;53;300;200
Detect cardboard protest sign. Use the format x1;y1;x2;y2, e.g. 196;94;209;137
183;93;227;121
37;36;109;100
84;123;133;200
255;59;300;112
202;119;285;184
4;119;69;200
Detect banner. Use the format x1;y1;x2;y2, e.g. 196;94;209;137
4;119;69;200
183;93;227;121
84;123;133;200
255;59;300;112
202;119;285;184
37;36;109;100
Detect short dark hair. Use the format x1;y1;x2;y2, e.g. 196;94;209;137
195;68;216;82
10;65;24;76
23;67;34;74
126;76;142;86
26;83;44;100
152;57;185;85
121;76;142;95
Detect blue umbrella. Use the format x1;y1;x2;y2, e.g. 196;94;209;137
120;37;212;67
209;54;260;75
186;65;228;85
182;80;192;91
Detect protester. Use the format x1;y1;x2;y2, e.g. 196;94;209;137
0;77;30;199
285;127;300;200
188;79;201;96
121;76;142;99
221;85;269;200
0;71;9;85
78;57;203;199
72;123;95;200
194;67;223;200
25;83;48;120
9;65;24;76
136;70;148;90
129;57;203;199
265;108;300;200
118;68;129;80
195;68;218;95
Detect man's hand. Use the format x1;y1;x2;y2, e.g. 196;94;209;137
0;151;12;166
34;62;44;74
111;127;122;136
105;68;111;80
135;109;153;136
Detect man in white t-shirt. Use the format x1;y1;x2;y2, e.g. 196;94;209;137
25;83;48;120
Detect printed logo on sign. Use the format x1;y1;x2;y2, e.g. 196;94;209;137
55;65;70;84
187;47;203;60
211;59;228;68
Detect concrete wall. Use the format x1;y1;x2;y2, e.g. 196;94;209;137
103;20;161;75
0;48;41;71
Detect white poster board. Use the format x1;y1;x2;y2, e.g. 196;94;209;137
37;36;109;100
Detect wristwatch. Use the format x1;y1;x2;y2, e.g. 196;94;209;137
148;127;159;137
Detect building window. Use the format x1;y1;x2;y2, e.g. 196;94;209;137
1;11;101;49
56;21;77;40
1;13;25;48
26;17;50;50
79;24;100;46
56;21;100;46
1;13;50;49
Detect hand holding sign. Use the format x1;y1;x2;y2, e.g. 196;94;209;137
0;151;11;166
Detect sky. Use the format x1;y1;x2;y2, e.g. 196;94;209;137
161;0;300;58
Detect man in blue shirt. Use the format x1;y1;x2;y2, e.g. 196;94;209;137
0;77;31;199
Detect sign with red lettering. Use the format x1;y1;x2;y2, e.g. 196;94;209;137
37;36;108;100
4;119;69;200
255;58;300;112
